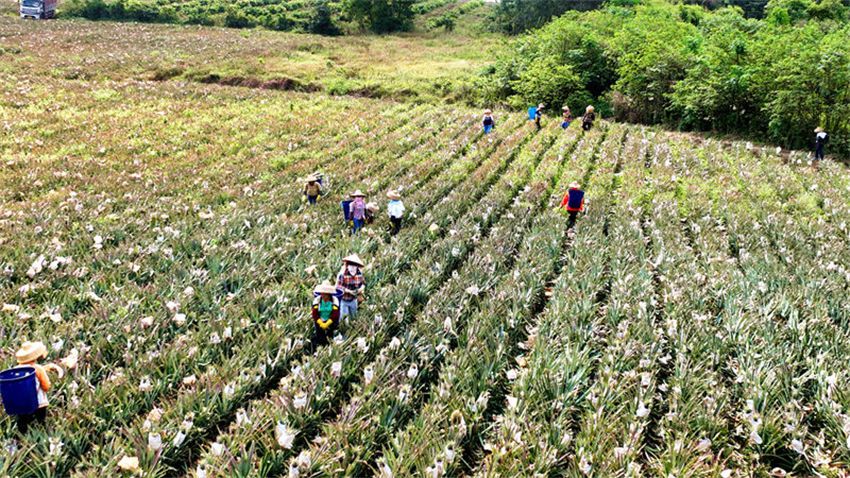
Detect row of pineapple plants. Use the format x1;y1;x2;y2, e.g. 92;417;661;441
471;134;649;476
640;136;747;476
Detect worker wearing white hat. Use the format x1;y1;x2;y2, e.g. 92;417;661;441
387;190;405;236
312;281;340;346
303;173;323;205
336;254;366;323
814;127;828;166
350;190;367;235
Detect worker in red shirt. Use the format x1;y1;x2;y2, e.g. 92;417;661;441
560;181;585;229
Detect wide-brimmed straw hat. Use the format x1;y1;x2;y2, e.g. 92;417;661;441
314;281;338;295
351;190;366;198
342;254;365;267
814;127;824;133
569;181;581;189
305;173;320;183
537;103;545;109
387;191;401;200
562;106;570;111
16;341;47;364
484;109;492;114
586;105;595;112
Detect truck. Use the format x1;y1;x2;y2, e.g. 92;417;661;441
20;0;57;19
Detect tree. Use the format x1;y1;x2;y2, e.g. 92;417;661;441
492;0;606;34
344;0;415;33
306;0;341;35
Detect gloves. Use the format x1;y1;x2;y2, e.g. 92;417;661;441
317;318;333;330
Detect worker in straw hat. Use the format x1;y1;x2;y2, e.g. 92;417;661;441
814;127;829;165
13;341;60;434
582;105;596;131
560;181;586;229
349;190;367;235
336;254;366;323
365;202;380;225
303;173;323;205
561;106;573;130
482;109;495;134
386;190;405;236
312;281;341;346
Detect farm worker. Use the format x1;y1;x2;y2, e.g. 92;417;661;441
561;106;573;130
13;341;58;434
814;127;828;164
350;190;367;235
581;106;596;131
535;103;545;131
482;109;495;134
312;281;340;347
560;181;586;229
365;202;379;225
387;190;405;236
336;254;366;323
303;174;322;205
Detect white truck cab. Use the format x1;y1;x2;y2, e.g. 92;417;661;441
20;0;57;19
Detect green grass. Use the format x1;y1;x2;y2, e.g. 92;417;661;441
0;12;501;103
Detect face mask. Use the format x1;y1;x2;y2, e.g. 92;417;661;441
347;265;358;275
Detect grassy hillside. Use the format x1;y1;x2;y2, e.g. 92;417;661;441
0;13;501;103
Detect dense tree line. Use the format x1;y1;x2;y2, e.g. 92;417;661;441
480;0;850;157
63;0;417;34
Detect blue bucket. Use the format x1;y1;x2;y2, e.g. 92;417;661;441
341;200;352;222
0;367;38;416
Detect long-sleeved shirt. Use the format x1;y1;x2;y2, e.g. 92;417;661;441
351;198;366;220
816;132;829;147
336;270;365;302
20;362;50;408
304;182;321;196
582;112;595;126
560;188;585;212
311;296;340;329
387;200;405;218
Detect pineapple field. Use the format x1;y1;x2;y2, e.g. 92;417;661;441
2;11;850;478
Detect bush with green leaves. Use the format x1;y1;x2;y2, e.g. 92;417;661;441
480;0;850;157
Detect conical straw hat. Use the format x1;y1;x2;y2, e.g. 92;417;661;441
342;254;365;267
16;341;47;364
314;281;338;295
